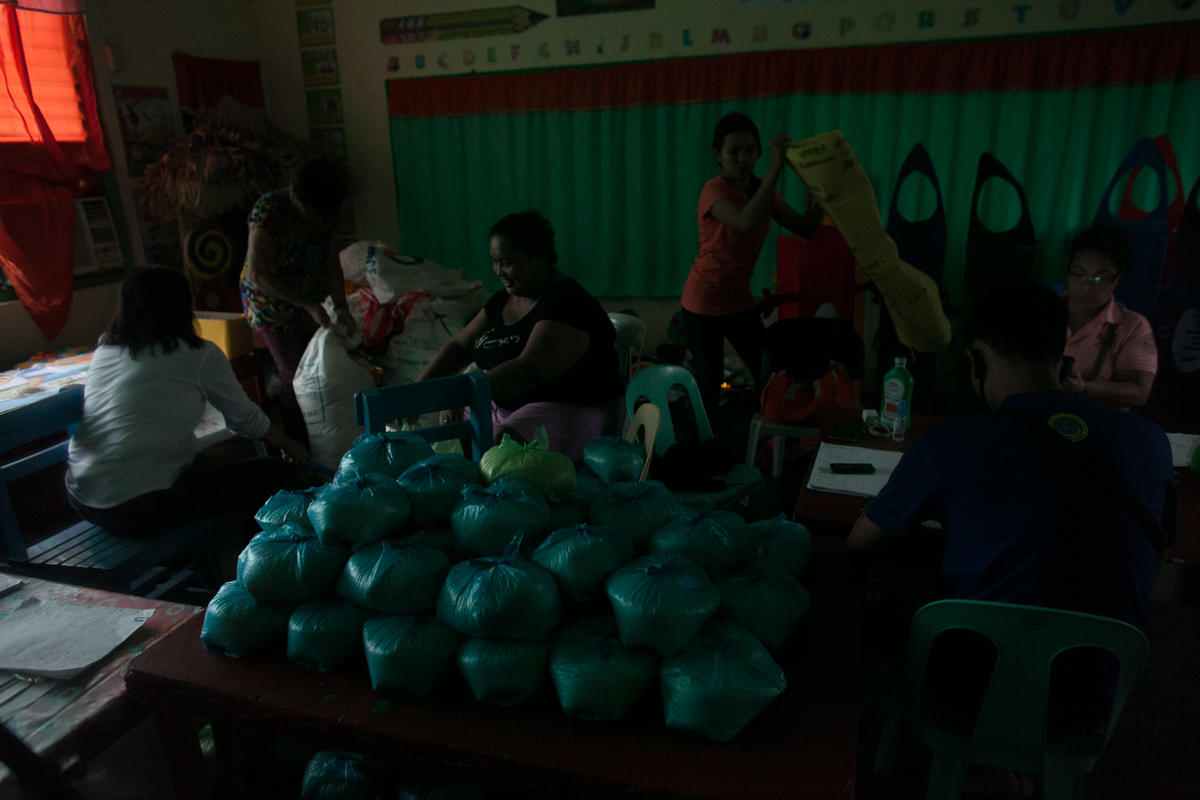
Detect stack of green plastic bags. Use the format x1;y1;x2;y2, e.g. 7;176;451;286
201;428;815;742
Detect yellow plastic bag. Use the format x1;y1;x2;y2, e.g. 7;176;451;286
480;427;577;502
787;131;951;353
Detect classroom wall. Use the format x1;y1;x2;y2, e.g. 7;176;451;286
2;0;1194;369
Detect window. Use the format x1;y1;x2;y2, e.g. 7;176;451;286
0;6;86;143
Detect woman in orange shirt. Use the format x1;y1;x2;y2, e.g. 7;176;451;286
681;112;823;415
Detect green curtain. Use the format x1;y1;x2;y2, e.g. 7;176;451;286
390;31;1200;306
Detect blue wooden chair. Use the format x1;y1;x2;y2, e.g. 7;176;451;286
625;365;765;508
0;387;221;598
354;373;493;462
876;599;1149;800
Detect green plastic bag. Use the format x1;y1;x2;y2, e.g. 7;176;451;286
363;613;460;697
649;504;755;575
254;487;318;532
531;524;635;603
582;435;645;485
436;537;562;641
588;480;680;545
605;553;719;656
450;478;550;557
718;556;812;651
457;636;549;707
397;453;482;525
549;617;658;721
660;619;787;742
239;524;348;603
337;538;451;614
334;430;434;483
301;751;379;800
287;598;374;672
748;513;813;577
307;473;412;547
200;581;294;658
480;429;576;502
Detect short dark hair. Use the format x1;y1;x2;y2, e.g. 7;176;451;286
1068;223;1131;275
960;282;1066;365
291;157;347;219
711;112;761;154
489;210;558;268
104;267;203;359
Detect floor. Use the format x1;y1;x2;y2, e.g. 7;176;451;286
13;389;1199;799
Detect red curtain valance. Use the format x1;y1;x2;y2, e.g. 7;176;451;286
388;24;1200;118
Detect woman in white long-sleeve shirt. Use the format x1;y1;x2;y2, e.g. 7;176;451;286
66;267;307;535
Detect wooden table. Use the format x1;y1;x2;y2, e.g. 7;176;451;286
791;416;938;534
0;573;202;791
125;537;864;800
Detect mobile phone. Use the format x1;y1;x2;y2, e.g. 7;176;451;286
830;462;875;474
829;420;862;443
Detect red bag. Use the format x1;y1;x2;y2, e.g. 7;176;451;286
760;361;859;424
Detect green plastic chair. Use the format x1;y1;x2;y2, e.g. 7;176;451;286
624;365;763;508
877;599;1149;800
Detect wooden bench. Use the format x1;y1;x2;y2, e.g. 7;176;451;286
0;387;220;598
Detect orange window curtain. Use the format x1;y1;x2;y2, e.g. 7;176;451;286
0;0;110;341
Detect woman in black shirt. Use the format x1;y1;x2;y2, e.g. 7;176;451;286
417;211;625;459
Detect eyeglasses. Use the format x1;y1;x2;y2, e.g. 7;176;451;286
1067;269;1117;287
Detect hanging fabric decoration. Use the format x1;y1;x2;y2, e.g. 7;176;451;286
1093;138;1170;320
962;153;1040;310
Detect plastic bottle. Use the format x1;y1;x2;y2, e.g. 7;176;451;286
880;357;914;441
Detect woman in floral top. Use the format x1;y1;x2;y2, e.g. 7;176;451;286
240;158;353;444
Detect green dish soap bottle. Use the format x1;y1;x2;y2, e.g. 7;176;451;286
881;357;914;441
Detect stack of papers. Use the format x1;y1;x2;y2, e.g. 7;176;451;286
0;598;154;680
805;442;903;498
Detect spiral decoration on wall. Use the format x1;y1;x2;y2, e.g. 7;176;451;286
184;224;234;280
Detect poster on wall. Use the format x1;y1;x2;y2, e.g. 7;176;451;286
310;128;347;161
305;89;343;124
111;85;172;177
556;0;654;16
301;49;339;86
380;7;547;44
297;8;335;45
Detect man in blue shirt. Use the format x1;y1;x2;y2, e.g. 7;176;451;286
849;283;1177;631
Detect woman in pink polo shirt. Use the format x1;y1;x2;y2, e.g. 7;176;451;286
681;112;823;415
1061;224;1158;409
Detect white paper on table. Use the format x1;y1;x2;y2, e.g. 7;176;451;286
0;598;154;679
1167;432;1199;468
806;442;904;498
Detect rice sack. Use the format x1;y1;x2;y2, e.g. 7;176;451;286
748;513;812;577
649;505;755;575
718;559;812;651
582;435;646;485
239;523;348;603
451;478;550;557
531;524;636;603
307;473;412;547
254;487;318;532
588;480;680;546
363;613;461;697
397;453;482;525
480;431;576;502
660;619;787;742
334;430;434;482
549;617;658;721
605;553;720;656
287;598;374;672
200;580;294;658
337;538;451;614
457;636;549;707
436;538;562;641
